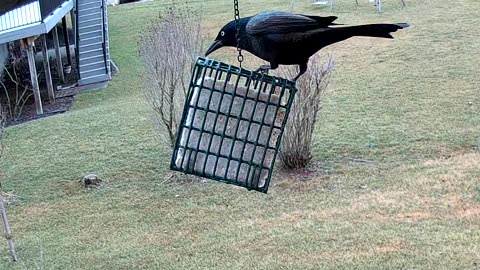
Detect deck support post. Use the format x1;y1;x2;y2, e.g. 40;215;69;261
41;34;55;103
52;26;65;83
71;9;76;44
62;17;72;67
25;42;43;115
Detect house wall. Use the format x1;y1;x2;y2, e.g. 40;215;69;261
0;43;7;80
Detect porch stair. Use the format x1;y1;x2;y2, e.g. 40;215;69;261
76;0;111;85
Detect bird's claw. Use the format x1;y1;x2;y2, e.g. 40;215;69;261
255;65;270;75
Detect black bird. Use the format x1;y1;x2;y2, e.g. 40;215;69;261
205;11;408;81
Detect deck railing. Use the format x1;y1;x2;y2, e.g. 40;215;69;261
39;0;67;19
0;0;67;32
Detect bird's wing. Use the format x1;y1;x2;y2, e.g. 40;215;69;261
246;11;338;35
303;15;339;26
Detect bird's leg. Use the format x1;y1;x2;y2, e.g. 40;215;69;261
292;62;308;82
255;64;271;74
255;63;278;75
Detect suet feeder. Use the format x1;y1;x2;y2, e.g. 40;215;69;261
170;57;297;193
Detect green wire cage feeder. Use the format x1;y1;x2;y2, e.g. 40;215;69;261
170;57;298;193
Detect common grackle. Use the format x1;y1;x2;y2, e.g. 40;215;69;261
205;11;409;81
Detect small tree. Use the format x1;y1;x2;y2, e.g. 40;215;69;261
0;106;17;262
139;6;203;148
277;55;335;169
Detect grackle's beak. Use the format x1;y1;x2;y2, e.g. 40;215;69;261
205;40;223;56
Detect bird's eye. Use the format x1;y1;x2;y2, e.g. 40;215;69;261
220;31;225;37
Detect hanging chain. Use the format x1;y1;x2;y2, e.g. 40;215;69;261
234;0;244;67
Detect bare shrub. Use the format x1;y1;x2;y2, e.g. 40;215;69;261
139;6;203;148
277;55;335;169
0;44;34;122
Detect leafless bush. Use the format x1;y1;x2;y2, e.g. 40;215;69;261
277;55;335;169
0;44;33;122
139;6;203;148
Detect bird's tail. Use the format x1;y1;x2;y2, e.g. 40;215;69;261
346;23;409;39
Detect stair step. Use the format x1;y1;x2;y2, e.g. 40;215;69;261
78;12;101;20
78;6;102;14
78;29;102;36
78;2;101;9
80;55;105;65
80;66;107;75
79;35;103;44
78;17;102;28
78;0;103;4
80;67;108;78
78;23;102;31
80;61;106;72
79;30;103;40
79;48;104;59
79;42;103;50
78;74;111;86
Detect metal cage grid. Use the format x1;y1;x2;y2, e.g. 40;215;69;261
170;57;297;193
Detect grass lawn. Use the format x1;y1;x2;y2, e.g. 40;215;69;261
1;0;480;269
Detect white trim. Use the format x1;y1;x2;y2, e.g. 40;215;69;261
0;0;74;44
0;1;41;32
43;0;74;33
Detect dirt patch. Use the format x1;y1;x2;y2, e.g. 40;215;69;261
163;171;207;186
7;96;75;126
51;179;89;195
278;164;330;181
272;161;333;192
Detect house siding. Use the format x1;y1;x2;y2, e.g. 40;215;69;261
0;43;8;80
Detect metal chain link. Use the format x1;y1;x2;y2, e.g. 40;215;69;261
234;0;244;67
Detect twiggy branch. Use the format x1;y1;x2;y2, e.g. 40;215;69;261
139;6;203;148
277;55;335;169
0;109;18;262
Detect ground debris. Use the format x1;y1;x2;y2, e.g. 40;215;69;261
81;174;102;187
0;191;21;206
